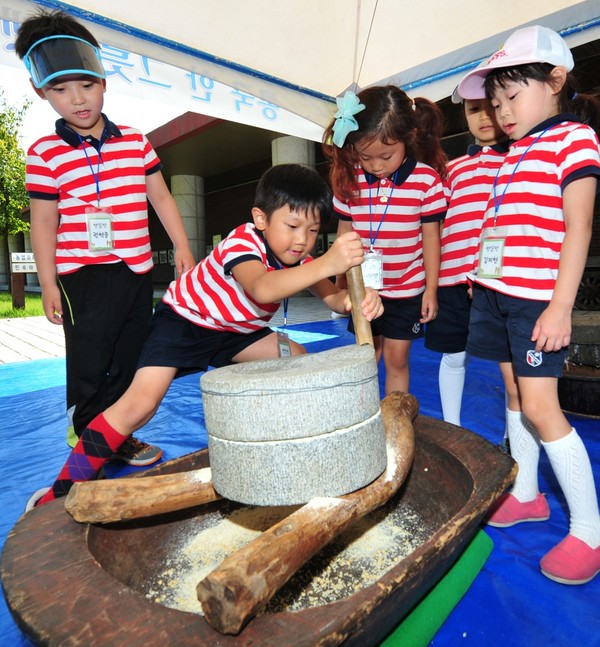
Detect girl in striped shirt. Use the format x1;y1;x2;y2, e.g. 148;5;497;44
323;85;447;394
458;25;600;585
425;90;510;430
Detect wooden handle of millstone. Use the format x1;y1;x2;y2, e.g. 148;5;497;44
346;265;374;347
197;391;417;635
64;467;220;523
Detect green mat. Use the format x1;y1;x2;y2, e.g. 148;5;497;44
381;529;494;646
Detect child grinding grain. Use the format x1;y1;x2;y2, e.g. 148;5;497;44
26;163;383;509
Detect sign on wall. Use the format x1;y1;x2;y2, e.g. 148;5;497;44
10;252;36;273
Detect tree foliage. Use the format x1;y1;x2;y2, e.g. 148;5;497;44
0;88;30;237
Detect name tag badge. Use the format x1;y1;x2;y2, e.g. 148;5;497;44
361;248;383;290
277;330;292;358
478;228;506;278
86;206;114;251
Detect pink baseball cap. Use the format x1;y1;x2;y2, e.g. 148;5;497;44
451;59;490;103
457;25;574;99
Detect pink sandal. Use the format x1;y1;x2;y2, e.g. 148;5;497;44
541;535;600;585
486;493;550;527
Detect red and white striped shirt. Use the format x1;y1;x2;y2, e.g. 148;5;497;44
26;117;160;275
163;223;312;333
334;158;446;298
439;144;507;287
472;117;600;301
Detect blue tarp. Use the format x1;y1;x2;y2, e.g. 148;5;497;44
1;318;599;646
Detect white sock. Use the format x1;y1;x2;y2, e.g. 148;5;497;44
507;408;541;503
439;351;467;426
542;428;600;548
503;393;510;441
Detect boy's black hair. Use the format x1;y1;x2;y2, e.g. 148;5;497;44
254;164;332;224
14;9;99;59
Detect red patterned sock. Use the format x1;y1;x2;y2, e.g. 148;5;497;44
37;413;126;506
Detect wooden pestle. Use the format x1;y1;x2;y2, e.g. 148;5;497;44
196;391;417;634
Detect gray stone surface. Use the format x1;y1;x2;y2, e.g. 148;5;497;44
201;344;379;441
208;410;387;505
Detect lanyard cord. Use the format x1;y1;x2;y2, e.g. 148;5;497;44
282;296;288;326
492;126;552;227
77;134;103;207
368;169;399;249
272;260;289;326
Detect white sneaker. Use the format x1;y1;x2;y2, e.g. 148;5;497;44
25;487;51;512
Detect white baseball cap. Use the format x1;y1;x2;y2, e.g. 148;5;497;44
457;25;574;100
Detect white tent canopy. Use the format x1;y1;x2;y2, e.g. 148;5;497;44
2;0;600;140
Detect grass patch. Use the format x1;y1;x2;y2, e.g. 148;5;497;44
0;291;164;319
0;291;45;318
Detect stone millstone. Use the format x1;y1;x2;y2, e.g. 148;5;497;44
208;410;387;505
200;344;386;505
201;345;381;441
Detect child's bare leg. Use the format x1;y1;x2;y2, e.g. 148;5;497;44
500;361;521;412
35;366;177;506
373;334;383;364
382;338;411;394
231;332;306;363
518;376;570;442
104;366;179;435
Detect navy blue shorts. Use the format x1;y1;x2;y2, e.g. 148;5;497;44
425;284;471;353
138;301;274;375
349;293;424;340
466;284;568;378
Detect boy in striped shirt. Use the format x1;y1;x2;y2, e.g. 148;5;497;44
26;163;383;509
15;9;195;466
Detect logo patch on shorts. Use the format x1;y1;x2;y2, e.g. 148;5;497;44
412;323;421;334
526;350;543;368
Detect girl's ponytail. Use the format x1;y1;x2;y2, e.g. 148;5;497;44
322;85;449;200
322;139;359;203
559;71;600;136
571;91;600;138
413;97;448;180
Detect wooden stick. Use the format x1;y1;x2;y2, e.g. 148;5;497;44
346;265;374;347
196;391;417;634
64;468;220;523
64;265;372;525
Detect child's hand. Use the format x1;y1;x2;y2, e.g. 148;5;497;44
42;284;64;325
419;288;438;323
358;287;384;321
340;287;383;321
324;231;365;275
174;247;196;275
531;304;572;352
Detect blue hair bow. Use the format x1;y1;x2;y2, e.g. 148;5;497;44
332;90;366;147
